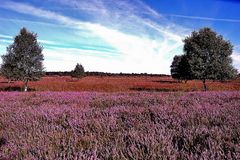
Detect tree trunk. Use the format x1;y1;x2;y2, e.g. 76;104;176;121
203;79;208;91
24;80;29;92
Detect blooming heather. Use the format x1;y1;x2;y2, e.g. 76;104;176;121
0;91;239;159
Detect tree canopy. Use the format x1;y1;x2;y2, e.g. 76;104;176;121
183;27;237;90
170;54;192;82
1;27;44;91
71;63;85;79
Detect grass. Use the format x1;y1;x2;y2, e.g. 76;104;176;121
0;75;240;92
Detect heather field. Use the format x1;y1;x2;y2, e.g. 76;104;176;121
0;91;240;159
1;1;240;160
0;75;240;92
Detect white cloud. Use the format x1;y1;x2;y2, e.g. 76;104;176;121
235;45;240;50
55;0;162;18
38;40;60;45
0;39;12;44
0;17;74;29
44;47;122;72
44;47;171;74
167;14;240;23
0;34;13;39
232;53;240;62
1;1;85;28
232;50;240;72
1;1;188;74
0;33;58;46
0;34;13;44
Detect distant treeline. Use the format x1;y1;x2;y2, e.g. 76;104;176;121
45;71;169;77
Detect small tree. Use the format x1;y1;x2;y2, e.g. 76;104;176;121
183;27;237;91
1;27;44;91
170;55;192;83
71;63;85;80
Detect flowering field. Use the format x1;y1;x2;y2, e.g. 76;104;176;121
0;75;240;92
0;91;239;159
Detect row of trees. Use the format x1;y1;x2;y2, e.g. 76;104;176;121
0;28;85;91
171;27;237;91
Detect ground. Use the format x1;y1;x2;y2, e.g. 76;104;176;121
0;76;240;159
0;75;240;92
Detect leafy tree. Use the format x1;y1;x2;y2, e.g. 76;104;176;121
1;27;44;91
170;55;192;83
183;27;237;91
1;52;16;83
170;55;182;81
178;55;193;83
71;63;85;80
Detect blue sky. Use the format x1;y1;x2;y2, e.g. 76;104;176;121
0;0;240;74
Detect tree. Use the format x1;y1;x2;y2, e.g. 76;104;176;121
1;27;44;91
170;55;182;81
0;52;17;83
71;63;85;80
178;55;193;83
183;27;237;91
170;55;192;83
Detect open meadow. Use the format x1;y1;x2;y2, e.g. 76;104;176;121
0;75;240;159
0;75;240;92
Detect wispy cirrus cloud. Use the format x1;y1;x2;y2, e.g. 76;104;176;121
54;0;162;18
0;34;12;39
1;1;85;28
0;33;60;46
38;40;60;46
0;17;74;28
167;14;240;23
0;1;189;73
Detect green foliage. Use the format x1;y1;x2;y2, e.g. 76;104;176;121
183;27;237;90
170;55;182;80
1;27;44;91
171;55;192;82
71;63;85;79
0;52;17;82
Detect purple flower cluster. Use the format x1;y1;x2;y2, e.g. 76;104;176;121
0;91;239;159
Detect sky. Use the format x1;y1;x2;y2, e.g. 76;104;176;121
0;0;240;74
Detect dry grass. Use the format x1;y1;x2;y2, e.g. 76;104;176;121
0;75;240;92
